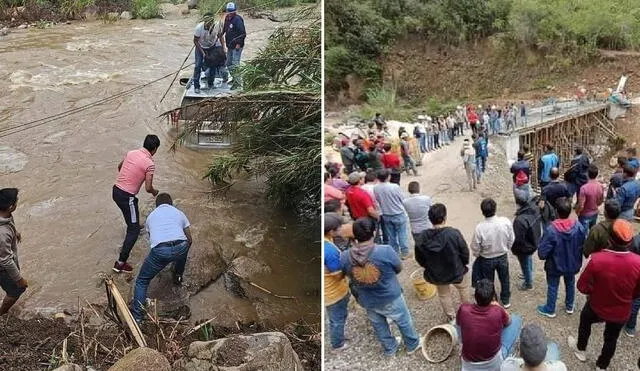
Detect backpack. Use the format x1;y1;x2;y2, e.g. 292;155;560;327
515;171;528;186
532;195;557;225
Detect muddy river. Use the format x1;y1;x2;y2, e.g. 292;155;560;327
0;11;319;328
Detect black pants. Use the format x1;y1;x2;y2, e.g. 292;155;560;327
112;185;141;263
472;254;511;304
577;301;625;369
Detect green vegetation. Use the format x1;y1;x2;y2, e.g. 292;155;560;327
326;0;640;99
198;0;315;15
359;87;460;121
169;6;321;220
131;0;159;19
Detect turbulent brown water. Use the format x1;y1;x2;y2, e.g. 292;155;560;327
0;13;319;327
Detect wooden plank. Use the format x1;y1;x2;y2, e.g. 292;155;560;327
106;279;147;348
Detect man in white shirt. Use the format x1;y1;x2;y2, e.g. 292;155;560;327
471;198;515;308
131;193;193;323
193;12;227;93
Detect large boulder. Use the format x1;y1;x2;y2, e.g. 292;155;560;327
176;332;302;370
108;347;171;371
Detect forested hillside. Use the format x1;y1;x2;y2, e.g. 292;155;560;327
325;0;640;103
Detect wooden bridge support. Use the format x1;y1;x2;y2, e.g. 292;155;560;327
515;107;615;189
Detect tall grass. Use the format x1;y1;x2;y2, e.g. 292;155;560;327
131;0;159;19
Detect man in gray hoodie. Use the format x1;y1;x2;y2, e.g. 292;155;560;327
0;188;28;315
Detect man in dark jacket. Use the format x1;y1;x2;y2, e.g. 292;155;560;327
222;2;246;88
0;188;28;315
415;203;472;322
584;199;621;258
541;168;571;210
512;192;542;291
607;156;627;199
537;197;586;318
566;146;590;196
616;165;640;220
510;150;531;183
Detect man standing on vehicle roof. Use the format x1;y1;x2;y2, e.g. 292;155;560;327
192;12;226;94
112;135;160;274
222;2;246;89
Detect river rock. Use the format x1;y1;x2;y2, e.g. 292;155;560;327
0;146;28;174
120;11;132;20
108;347;170;371
187;0;198;9
230;256;271;280
176;332;302;371
0;27;8;36
17;24;27;29
52;364;82;371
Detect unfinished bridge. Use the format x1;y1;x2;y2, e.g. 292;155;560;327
504;100;618;189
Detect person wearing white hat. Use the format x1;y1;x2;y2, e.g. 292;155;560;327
222;2;246;89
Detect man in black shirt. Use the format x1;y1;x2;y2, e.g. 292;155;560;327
542;168;571;209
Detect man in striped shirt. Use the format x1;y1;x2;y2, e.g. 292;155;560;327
112;135;160;273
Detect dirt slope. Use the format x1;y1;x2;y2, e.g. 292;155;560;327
381;37;640;103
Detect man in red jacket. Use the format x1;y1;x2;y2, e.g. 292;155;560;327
568;219;640;370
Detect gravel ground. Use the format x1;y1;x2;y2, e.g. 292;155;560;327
324;133;640;370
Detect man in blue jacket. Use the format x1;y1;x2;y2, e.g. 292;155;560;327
616;165;640;220
222;2;246;89
538;144;560;188
537;197;586;318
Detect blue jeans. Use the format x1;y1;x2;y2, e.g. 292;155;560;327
132;240;190;322
327;293;350;349
625;297;640;331
441;130;448;144
193;47;212;89
426;134;434;151
473;254;511;304
545;342;560;361
542;272;575;313
382;213;409;255
517;254;533;287
457;313;523;358
579;214;598;231
418;134;427;153
224;47;243;85
365;295;420;356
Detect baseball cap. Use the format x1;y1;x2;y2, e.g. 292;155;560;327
226;2;236;12
348;172;362;185
610;219;634;247
324;213;343;234
520;324;547;367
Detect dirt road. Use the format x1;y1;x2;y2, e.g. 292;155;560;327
323;127;639;370
0;12;319;327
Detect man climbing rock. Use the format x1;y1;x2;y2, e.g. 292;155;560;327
131;193;192;323
0;188;27;315
113;135;160;273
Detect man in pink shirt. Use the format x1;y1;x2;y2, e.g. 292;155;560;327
112;135;160;273
576;165;604;231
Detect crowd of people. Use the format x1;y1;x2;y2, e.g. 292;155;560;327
324;106;640;370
